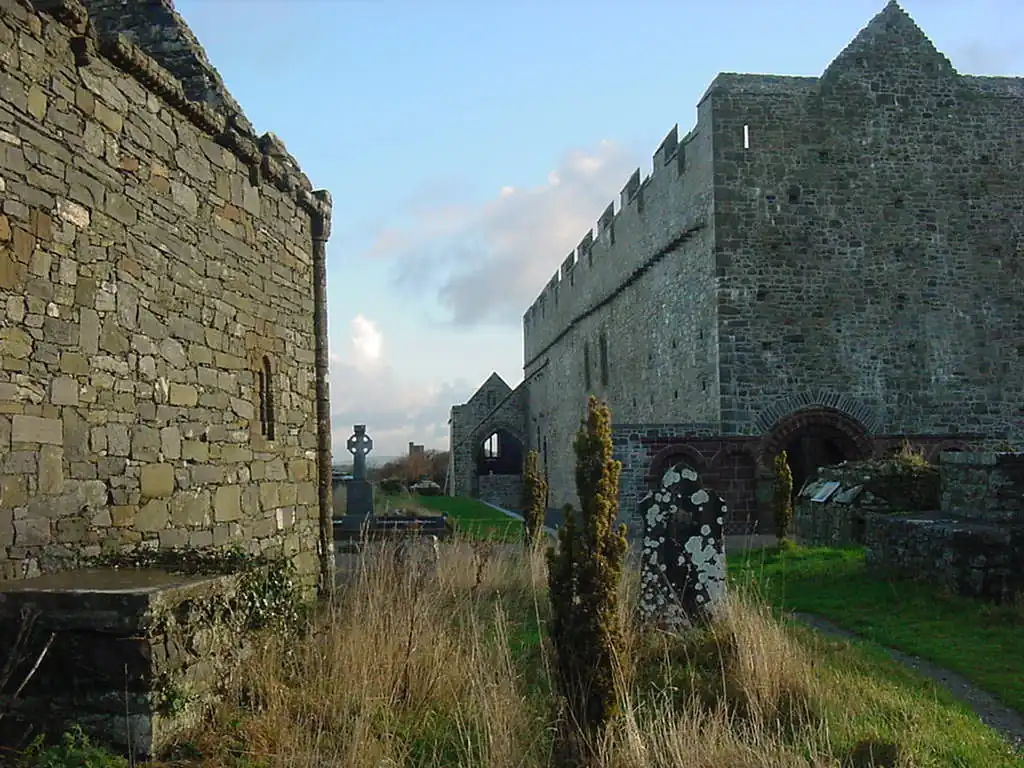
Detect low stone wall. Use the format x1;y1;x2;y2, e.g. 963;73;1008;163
477;474;523;511
795;459;939;547
940;452;1024;523
0;560;294;758
864;512;1024;602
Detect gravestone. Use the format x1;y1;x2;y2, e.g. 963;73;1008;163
638;461;727;629
346;424;375;518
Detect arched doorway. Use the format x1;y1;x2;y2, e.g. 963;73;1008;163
761;407;873;501
473;428;525;509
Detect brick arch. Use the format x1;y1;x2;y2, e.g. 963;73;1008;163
646;443;707;486
759;406;873;465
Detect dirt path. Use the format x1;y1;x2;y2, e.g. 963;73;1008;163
794;612;1024;754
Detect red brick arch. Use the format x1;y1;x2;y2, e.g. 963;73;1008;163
759;406;873;465
646;443;708;484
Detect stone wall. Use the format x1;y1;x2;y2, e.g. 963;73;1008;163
477;473;523;511
710;4;1024;441
510;3;1022;525
522;109;718;514
794;458;940;547
0;0;331;590
864;513;1024;603
0;565;276;757
940;452;1024;524
448;373;526;500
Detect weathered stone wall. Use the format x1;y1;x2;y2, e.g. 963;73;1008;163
448;373;526;500
477;473;523;511
794;458;939;547
523;106;719;515
710;5;1024;442
613;424;761;536
940;451;1024;524
0;0;330;589
864;513;1024;603
511;3;1022;528
0;567;271;757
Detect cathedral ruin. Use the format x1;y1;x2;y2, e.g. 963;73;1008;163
448;2;1024;534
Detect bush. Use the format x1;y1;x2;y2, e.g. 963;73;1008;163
378;477;407;495
773;450;794;543
546;396;629;766
521;450;547;548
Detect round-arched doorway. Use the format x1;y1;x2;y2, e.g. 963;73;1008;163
761;407;873;500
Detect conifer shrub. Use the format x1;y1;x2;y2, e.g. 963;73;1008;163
521;450;547;549
546;396;629;765
773;450;794;543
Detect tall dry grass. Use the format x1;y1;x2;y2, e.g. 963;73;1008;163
180;539;857;767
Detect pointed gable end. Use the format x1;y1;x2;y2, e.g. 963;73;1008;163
820;1;958;95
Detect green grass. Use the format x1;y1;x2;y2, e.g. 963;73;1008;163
729;544;1024;714
413;495;523;542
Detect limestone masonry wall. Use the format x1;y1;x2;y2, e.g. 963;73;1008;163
940;452;1024;524
0;0;331;589
518;3;1024;525
523;102;719;514
712;11;1024;440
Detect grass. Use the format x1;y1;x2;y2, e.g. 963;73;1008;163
729;544;1024;714
127;538;1016;767
414;495;524;542
16;536;1021;766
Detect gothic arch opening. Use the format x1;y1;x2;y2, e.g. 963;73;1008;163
472;428;525;510
761;407;872;501
475;428;524;476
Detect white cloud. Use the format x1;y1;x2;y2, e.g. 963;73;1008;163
367;140;640;326
329;315;474;458
349;314;383;370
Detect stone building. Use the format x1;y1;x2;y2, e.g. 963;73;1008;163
0;0;334;590
449;2;1024;534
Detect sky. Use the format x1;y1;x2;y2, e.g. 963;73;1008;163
172;0;1021;459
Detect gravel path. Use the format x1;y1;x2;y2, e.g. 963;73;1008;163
793;612;1024;754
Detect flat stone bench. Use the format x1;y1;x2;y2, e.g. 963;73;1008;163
0;567;255;758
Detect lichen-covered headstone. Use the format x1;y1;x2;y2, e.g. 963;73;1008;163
638;462;727;629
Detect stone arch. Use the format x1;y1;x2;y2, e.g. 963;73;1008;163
754;391;881;435
759;406;873;501
646;443;707;486
469;422;526;509
474;427;525;476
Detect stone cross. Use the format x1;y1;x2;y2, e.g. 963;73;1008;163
347;425;373;481
638;461;727;630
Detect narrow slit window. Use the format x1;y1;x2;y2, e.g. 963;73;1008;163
258;356;275;440
483;432;499;459
599;331;610;387
743;124;750;149
583;342;591;392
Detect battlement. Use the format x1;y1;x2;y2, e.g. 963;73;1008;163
523;112;710;363
17;0;331;227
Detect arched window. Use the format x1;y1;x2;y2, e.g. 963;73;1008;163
258;355;275;440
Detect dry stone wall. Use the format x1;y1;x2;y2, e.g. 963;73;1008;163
0;0;331;590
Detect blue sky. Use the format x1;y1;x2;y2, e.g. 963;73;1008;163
173;0;1020;458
